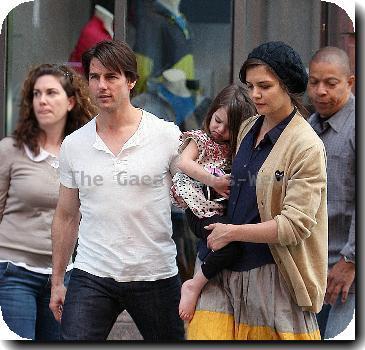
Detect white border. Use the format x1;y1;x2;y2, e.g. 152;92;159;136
0;0;359;345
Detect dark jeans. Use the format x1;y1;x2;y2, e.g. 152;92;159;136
316;293;355;339
185;209;239;279
61;268;185;341
316;303;331;339
0;262;71;340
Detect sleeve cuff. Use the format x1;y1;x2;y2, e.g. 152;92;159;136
340;246;355;263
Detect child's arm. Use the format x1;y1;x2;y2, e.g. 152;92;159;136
178;140;230;198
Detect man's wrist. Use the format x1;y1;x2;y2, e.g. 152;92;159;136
51;272;66;286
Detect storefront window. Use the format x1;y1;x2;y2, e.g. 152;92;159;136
5;0;114;134
6;0;232;136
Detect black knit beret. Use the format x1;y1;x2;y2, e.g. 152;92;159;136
239;41;308;94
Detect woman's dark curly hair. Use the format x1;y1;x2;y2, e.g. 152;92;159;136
13;64;97;155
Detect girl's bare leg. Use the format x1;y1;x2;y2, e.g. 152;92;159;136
179;269;208;321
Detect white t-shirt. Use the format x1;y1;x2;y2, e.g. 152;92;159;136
59;110;181;281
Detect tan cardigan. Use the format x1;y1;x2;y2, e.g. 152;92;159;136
237;112;328;313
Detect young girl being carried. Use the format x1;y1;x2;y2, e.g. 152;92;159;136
170;84;256;321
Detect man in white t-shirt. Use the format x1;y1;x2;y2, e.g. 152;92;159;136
49;40;184;340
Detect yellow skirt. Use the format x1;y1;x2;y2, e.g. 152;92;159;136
187;262;320;340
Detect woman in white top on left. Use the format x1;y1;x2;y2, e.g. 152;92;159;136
0;63;96;340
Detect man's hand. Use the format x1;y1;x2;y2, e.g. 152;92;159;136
211;174;231;199
325;257;355;305
49;283;67;322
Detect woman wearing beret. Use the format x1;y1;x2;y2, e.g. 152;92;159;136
185;41;327;340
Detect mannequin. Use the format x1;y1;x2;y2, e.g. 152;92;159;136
132;68;194;127
133;0;195;93
158;69;194;126
162;68;191;97
69;4;113;73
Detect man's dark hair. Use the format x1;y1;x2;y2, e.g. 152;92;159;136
82;40;139;84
